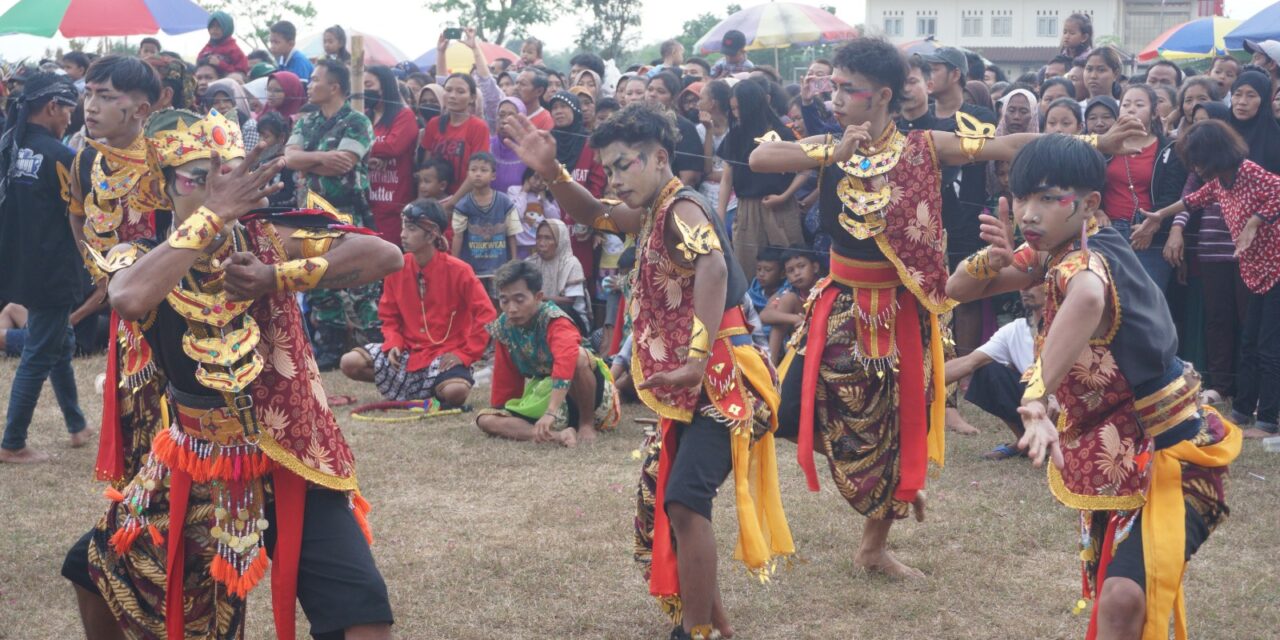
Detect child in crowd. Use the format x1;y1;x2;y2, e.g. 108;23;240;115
759;246;821;364
416;158;452;201
508;167;560;259
476;260;619;447
254;111;296;207
451;152;521;286
1042;97;1083;134
747;246;791;338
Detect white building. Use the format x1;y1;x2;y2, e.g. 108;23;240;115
866;1;1217;76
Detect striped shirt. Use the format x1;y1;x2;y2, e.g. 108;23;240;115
1174;173;1235;263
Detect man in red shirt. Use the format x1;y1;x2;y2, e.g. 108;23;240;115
477;260;618;447
515;68;553;130
340;199;495;406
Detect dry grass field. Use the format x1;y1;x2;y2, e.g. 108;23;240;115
1;355;1277;639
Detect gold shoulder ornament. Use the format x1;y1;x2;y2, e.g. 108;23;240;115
672;210;722;263
955;111;996;163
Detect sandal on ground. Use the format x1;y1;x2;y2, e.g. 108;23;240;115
981;443;1026;460
327;394;358;407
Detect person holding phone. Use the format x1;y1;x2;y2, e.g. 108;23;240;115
799;58;841;136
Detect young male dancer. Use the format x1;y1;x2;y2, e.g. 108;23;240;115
503;104;793;640
946;135;1240;640
749;37;1144;578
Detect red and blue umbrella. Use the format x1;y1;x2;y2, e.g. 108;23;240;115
694;2;858;55
1139;16;1241;61
0;0;209;38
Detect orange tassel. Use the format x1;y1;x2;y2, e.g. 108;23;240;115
352;491;374;545
104;487;125;502
147;523;164;546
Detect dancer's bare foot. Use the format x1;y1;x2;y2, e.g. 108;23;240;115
912;491;926;523
576;424;598;444
555;429;578;448
854;547;925;579
711;599;734;639
69;430;94;448
0;447;50;463
945;407;980;435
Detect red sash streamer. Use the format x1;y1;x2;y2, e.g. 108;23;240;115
608;294;627;357
165;469;192;640
1086;517;1120;640
797;285;838;491
270;469;307;640
95;313;123;481
892;292;927;504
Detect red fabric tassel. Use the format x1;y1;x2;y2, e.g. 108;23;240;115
147;523;164;546
94;314;124;482
1086;517;1120;640
892;292;928;503
104;486;125;502
648;419;681;598
165;470;192;640
270;469;307;640
797;285;839;492
608;295;627;357
353;492;374;544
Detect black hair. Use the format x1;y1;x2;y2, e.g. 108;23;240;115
85;55;161;103
1120;83;1166;146
660;39;683;59
1008;134;1105;198
832;38;907;112
569;52;606;78
468;151;497;171
1176;77;1223;122
323;25;352;63
444;71;477;96
650;71;682;105
782;245;818;264
313;59;350;95
1039;76;1075;101
749;75;792;118
1047;54;1074;70
755;245;784;265
62;51;91;70
685;57;711;76
523;37;544;57
907;54;931;79
247;50;272;64
407;72;431;87
417;157;453;185
596;97;621;114
1085;46;1123;98
1065;13;1094;47
1015;72;1038;87
139;37;162;51
985;64;1007;83
1176;120;1247;179
965;51;986;81
270;20;297;42
730;78;786;141
704;79;732;118
521;165;541;184
402;198;450;239
811;58;834;73
1212;55;1240;72
521;67;549;94
494;259;544;293
256;110;290;138
1148;60;1184;85
365;64;404;128
194;61;223;80
589;103;679;158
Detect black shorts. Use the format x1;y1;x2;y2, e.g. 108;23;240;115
1104;504;1210;592
62;488;393;639
508;364;605;428
663;413;734;521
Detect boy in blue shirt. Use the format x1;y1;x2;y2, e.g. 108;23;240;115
451;152;520;287
268;21;313;84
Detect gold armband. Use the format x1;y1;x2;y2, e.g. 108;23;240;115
672;212;722;263
688;317;711;360
289;228;342;258
85;242;149;276
169;207;224;251
800;134;837;167
274;257;329;293
549;162;574;186
753;131;783;145
1073;134;1099;149
963;247;1001;280
1021;359;1048;406
955;111;996;163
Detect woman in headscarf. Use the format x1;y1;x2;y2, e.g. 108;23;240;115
572;68;601;99
995;87;1039;135
964;80;995;114
196;11;249;76
260;70;305;122
547;91;606;300
416;83;445;126
1228;70;1280;174
203;78;259;150
365;65;419;246
491;96;528;193
526;218;590;330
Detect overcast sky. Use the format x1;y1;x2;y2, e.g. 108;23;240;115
0;0;1275;61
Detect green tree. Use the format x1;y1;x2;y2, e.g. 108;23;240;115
201;0;317;51
576;0;641;60
676;12;721;56
426;0;569;45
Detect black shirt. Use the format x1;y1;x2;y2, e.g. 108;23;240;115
672;114;705;181
818;163;886;261
717;126;797;200
0;124;81;307
930;103;997;264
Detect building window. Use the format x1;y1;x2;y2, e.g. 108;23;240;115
962;16;982;38
992;16;1012;37
1037;16;1058;38
917;16;937;37
884;17;903;37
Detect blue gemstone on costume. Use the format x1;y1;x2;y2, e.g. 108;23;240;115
860;159;871;170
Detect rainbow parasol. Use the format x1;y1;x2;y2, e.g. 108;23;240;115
0;0;209;38
1139;16;1242;61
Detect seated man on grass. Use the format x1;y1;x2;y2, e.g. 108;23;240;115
943;284;1044;459
340;199;495;407
477;260;618;447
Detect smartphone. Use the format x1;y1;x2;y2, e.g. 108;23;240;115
808;76;833;93
443;27;463;40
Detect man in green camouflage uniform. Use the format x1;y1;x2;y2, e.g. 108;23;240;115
285;59;381;369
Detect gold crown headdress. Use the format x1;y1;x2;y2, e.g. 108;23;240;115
147;108;245;169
